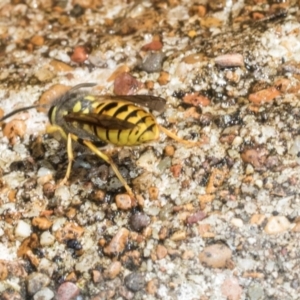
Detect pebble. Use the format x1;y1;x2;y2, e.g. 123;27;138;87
55;222;84;243
34;67;55;82
115;193;132;210
32;217;53;230
146;278;159;295
248;87;280;105
3;119;27;145
156;244;168;260
103;261;122;279
75;250;101;273
54;185;71;204
208;0;225;11
164;145;175;157
221;277;243;300
38;258;55;278
40;231;55;246
15;220;32;239
30;35;44;46
264;216;293;234
215;53;244;68
170;164;182;178
70;45;88;63
27;272;50;295
170;230;187;241
231;218;244;228
157;71;170;85
118;286;134;299
113;72;141;95
250;214;266;225
92;269;102;283
186;211;206;225
206;168;227;193
124;272;145;292
240;148;267;169
183;53;204;64
104;228;129;256
56;282;80;300
121;250;141;269
148;186;159;200
199;244;232;268
183;93;211;107
247;283;265;300
33;287;54;300
140;52;165;73
107;65;130;82
129;212;150;232
141;40;163;51
49;60;73;72
38;84;70;113
182;250;195;260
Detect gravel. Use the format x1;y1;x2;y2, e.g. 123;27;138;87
0;0;300;299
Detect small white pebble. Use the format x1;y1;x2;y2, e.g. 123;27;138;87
40;231;55;246
33;287;54;300
231;218;244;228
136;149;158;172
245;164;254;175
55;185;71;203
232;136;243;146
264;216;293;234
247;237;256;245
37;167;54;178
254;179;263;188
51;217;67;231
15;220;32;239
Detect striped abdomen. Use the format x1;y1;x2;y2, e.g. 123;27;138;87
91;100;159;146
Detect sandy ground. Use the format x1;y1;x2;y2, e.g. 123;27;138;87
0;0;300;299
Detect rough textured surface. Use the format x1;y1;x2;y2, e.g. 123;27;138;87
0;0;300;299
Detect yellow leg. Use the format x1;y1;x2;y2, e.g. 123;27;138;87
81;139;135;199
59;133;74;185
159;125;205;147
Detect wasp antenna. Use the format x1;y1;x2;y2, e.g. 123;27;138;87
69;83;97;92
0;104;50;122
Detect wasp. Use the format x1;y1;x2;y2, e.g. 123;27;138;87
0;83;202;199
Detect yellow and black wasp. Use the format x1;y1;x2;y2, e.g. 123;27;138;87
0;83;202;198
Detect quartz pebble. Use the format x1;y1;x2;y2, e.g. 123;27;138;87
40;231;55;246
56;282;80;300
27;272;50;295
15;220;32;239
33;287;54;300
264;216;293;234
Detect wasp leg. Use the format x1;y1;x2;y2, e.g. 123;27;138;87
79;139;135;199
159;125;205;147
59;133;74;185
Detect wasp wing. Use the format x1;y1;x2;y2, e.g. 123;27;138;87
105;95;166;113
64;112;136;130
